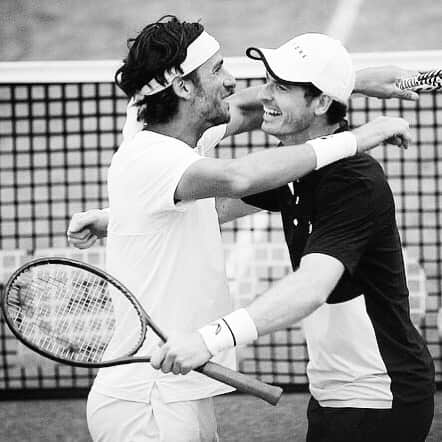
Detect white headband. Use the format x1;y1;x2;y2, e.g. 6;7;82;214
139;31;220;96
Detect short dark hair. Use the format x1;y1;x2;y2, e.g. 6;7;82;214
300;83;348;125
115;15;204;125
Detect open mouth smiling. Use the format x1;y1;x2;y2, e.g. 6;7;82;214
263;107;282;119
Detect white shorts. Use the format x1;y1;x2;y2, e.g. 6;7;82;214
87;386;218;442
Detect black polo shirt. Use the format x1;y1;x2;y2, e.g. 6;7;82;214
243;147;435;406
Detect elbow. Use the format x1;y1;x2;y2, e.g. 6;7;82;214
221;161;254;198
304;277;331;310
298;255;343;309
314;276;333;304
312;288;329;308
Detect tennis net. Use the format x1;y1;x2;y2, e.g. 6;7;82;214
0;52;441;398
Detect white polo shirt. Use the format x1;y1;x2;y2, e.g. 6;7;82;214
92;124;235;403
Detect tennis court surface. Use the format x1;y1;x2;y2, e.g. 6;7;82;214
1;392;441;441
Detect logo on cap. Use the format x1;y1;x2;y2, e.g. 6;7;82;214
209;322;223;335
293;44;307;59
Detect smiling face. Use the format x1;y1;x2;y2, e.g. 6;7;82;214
190;51;236;127
259;73;317;139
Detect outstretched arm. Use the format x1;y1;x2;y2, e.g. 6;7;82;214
69;65;417;247
221;65;419;139
68;115;410;247
175;116;410;202
354;66;420;101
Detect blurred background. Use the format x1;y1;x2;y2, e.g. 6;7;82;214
1;0;441;61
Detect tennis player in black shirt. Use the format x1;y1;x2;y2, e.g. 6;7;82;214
152;33;435;441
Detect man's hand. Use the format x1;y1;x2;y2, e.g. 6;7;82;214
67;209;109;249
355;66;420;101
150;332;212;375
353;116;412;152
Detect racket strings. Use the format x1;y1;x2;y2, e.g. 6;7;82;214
420;69;442;85
56;270;113;360
6;265;126;363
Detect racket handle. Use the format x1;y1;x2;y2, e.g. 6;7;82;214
197;361;282;405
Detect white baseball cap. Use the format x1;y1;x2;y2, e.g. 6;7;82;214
246;33;355;104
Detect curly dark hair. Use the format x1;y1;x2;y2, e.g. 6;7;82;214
115;15;204;125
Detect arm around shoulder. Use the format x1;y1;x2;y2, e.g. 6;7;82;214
175;118;410;203
174;143;317;202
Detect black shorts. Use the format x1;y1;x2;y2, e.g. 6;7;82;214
306;396;434;442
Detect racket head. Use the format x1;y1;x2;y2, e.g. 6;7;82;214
1;257;149;368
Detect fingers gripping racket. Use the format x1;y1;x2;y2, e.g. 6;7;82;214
396;69;442;92
1;257;282;405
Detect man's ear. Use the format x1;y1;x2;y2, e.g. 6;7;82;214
171;76;193;100
313;94;333;116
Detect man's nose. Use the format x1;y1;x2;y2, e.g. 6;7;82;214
258;82;272;102
224;74;236;92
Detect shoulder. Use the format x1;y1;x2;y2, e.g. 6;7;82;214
313;155;385;209
317;154;385;191
315;154;394;214
322;153;383;177
113;132;200;176
133;130;183;147
130;131;198;156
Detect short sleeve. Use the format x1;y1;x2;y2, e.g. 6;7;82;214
111;133;204;216
303;170;375;275
146;141;203;213
196;124;227;156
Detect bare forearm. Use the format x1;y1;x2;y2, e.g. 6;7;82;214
151;255;345;374
226;85;264;136
196;254;343;360
177;117;410;202
246;269;327;336
245;254;344;337
354;68;376;95
353;66;419;100
227;143;316;197
230;117;409;197
215;197;261;224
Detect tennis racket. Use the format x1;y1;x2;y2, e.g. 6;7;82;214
1;257;282;405
396;69;442;92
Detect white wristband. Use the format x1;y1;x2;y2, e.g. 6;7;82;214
198;308;258;356
307;132;357;170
